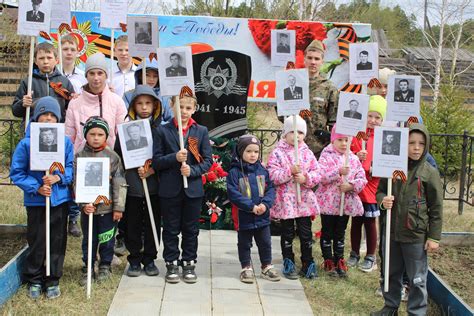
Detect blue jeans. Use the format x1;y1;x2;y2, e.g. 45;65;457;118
238;225;272;268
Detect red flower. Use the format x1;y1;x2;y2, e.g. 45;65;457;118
286;21;327;51
248;19;278;56
217;168;228;178
206;172;218;182
202;175;207;185
210;212;219;224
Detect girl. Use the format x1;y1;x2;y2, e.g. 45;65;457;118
317;125;367;277
348;95;387;272
267;116;320;279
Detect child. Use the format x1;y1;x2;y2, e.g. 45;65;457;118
316;125;367;277
152;88;212;283
10;97;74;299
347;95;387;272
61;34;87;94
12;42;75;122
226;134;280;284
75;116;127;285
371;123;443;316
267;116;320;279
110;35;136;97
114;85;162;277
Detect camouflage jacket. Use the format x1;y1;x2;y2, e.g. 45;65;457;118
302;75;339;157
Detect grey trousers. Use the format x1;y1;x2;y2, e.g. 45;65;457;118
382;240;428;315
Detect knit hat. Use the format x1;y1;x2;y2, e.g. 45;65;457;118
237;134;261;158
282;115;307;138
83;116;109;139
378;68;396;85
330;124;348;142
368;95;387;119
33;96;61;122
85;53;108;77
305;40;325;54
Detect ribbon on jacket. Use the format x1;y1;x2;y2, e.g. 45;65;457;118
49;162;65;174
50;82;73;100
188;136;203;163
392;170;407;183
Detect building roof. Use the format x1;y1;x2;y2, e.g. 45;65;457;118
403;46;474;62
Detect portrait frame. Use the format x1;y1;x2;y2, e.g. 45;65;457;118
372;126;408;178
127;15;158;56
117;119;153;169
386;75;421;122
99;0;127;29
158;46;195;96
17;0;52;36
335;92;370;136
271;29;296;67
275;68;309;116
75;157;110;203
30;122;65;171
349;42;379;84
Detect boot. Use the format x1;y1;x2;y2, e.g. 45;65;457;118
165;261;180;284
300;260;318;279
79;266;96;286
334;240;347;277
282;258;299;280
370;306;398;316
182;260;197;283
97;264;112;282
68;220;82;237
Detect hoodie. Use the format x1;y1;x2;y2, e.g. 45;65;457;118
123;59;173;123
226;149;275;231
377;123;443;243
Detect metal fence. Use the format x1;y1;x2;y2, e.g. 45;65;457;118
1;122;472;214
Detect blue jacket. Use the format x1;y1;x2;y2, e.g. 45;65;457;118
10;124;74;207
123;59;173;123
226;152;275;231
152;120;212;198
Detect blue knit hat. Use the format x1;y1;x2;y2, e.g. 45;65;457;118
33;96;61;122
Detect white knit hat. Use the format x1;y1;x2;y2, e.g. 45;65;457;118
379;68;396;85
282;115;307;138
85;53;109;77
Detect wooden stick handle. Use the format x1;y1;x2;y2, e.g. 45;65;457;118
339;147;350;216
384;179;393;293
58;33;63;73
142;178;160;251
293;115;301;203
109;29;115;83
87;212;93;299
142;57;146;84
175;96;188;188
45;170;50;276
25;36;35;129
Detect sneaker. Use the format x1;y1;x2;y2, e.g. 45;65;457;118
370;306;398;316
68;220;82;237
28;284;42;299
240;267;255;284
322;259;338;277
359;255;378;273
347;251;360;268
300;261;318;279
401;284;409;302
127;264;142;277
336;258;348;278
97;265;112;282
80;266;96;286
261;265;281;282
45;285;61;299
114;238;127;257
282;258;299;280
144;262;159;276
182;261;197;284
165;262;180;284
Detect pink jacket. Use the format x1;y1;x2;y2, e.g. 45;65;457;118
316;144;367;216
267;140;320;219
65;85;127;152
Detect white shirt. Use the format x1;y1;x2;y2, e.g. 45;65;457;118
64;67;87;94
109;62;137;97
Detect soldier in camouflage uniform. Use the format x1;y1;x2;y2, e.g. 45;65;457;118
300;40;339;158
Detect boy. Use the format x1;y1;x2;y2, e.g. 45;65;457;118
110;35;136;97
371;123;443;316
152;87;212;283
227;134;280;283
61;34;87;93
75;116;127;285
12;42;75;123
10;96;74;299
114;85;162;277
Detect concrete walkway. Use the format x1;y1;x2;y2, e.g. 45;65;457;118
108;230;313;316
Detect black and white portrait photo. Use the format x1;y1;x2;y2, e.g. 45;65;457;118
134;22;152;45
343;99;363;120
394;78;415;103
356;50;372;70
26;0;45;22
125;122;148;151
85;162;103;187
166;52;187;77
382;131;401;156
283;74;303;100
38;127;57;152
276;32;290;54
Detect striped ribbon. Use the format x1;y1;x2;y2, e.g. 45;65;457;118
407;116;419;126
119;23;127;32
356;131;368;141
339;82;362;94
39;31;51;41
93;195;111;206
299;109;312;119
49;162;65;174
180;86;194;99
149;52;157;61
50;82;73;100
285;61;295;70
392;170;407;182
188;137;203;163
143;159;152;173
368;78;383;89
58;23;72;34
336;26;357;60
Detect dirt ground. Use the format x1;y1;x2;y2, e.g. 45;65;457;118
0;235;26;267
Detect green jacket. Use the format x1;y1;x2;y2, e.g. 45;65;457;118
376;123;443;244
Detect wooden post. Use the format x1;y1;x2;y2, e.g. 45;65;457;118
339;147;350;216
175;96;188;188
109;29;115;83
57;33;63;73
142;57;146;84
293;115;301;203
86;212;93;299
25;36;36;128
142;178;160;251
45;170;50;276
384;179;392;293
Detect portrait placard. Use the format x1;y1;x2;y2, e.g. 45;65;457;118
127;16;158;57
271;30;296;67
30;123;65;171
335;92;369;136
75;157;110;203
117;119;153;169
99;0;127;29
50;0;71;29
372;127;408;178
276;69;309;116
349;42;379;84
17;0;52;36
386;75;421;122
158;46;195;96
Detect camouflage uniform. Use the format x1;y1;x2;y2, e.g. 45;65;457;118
302;75;339;158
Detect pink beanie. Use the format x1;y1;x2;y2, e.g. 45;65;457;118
330;124;347;142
